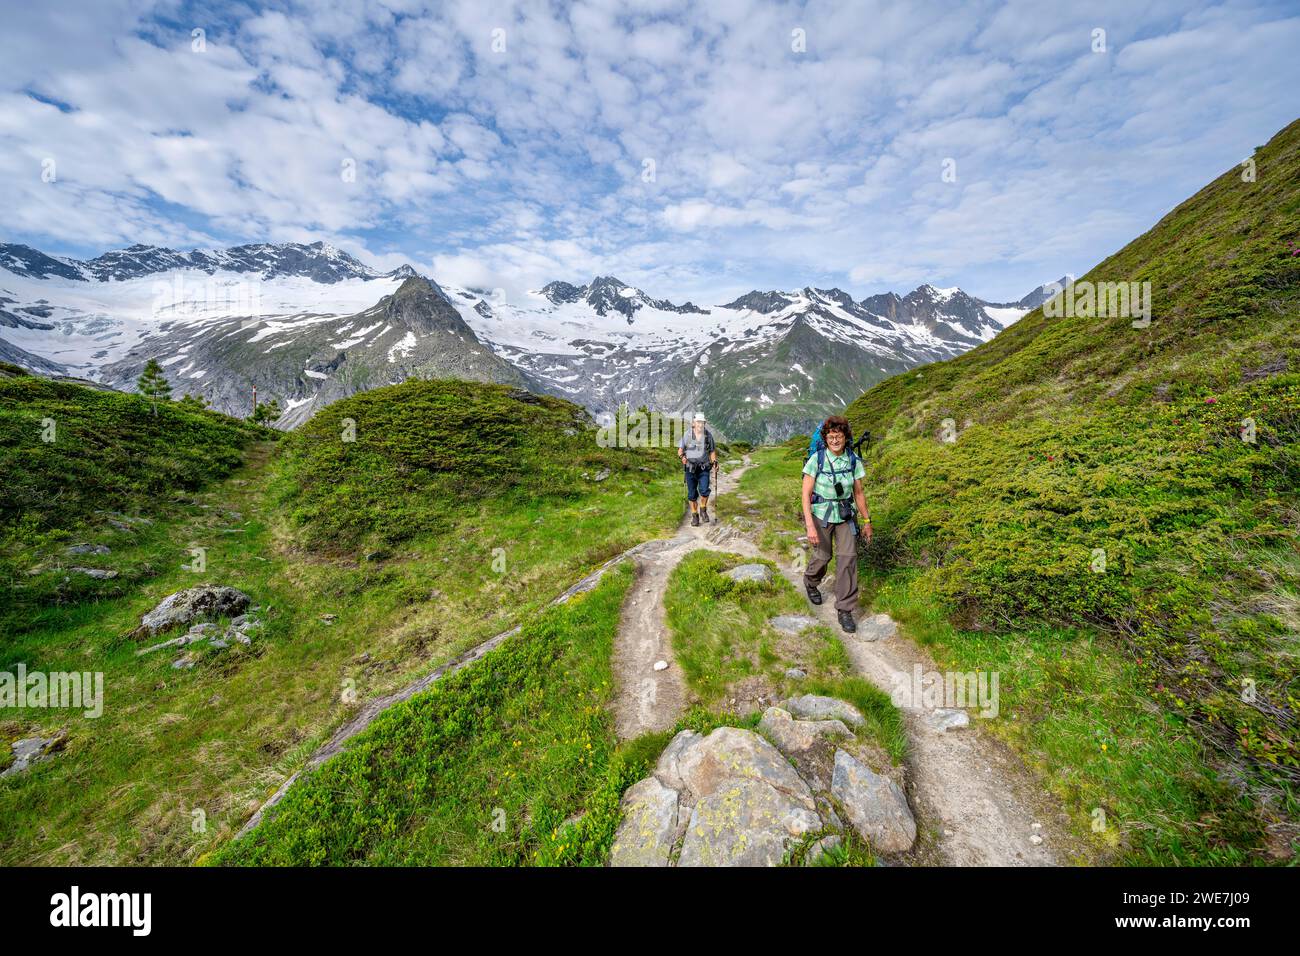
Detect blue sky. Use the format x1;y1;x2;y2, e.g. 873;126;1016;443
1;0;1298;304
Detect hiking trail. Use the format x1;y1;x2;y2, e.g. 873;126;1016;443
610;454;1073;866
242;454;1076;866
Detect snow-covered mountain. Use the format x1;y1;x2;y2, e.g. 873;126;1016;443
0;240;1048;440
450;279;1037;441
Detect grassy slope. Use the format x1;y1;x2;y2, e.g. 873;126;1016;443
213;564;638;866
1;379;682;864
0;370;262;633
836;119;1300;861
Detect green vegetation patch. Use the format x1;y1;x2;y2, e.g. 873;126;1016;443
213;562;635;866
273;379;675;552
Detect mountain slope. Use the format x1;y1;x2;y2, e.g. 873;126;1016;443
1;237;1040;440
94;277;525;426
455;279;1036;441
844;117;1300;856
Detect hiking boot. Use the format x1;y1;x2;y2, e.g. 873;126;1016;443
690;512;700;527
838;611;856;633
700;508;710;523
805;584;823;606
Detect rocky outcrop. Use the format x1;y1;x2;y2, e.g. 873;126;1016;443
1;731;67;778
130;585;252;638
610;699;918;866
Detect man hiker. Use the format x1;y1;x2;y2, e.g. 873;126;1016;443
679;412;717;526
801;415;872;632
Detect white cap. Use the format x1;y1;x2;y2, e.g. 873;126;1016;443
692;412;707;422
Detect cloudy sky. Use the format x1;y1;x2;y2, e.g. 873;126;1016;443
2;0;1298;303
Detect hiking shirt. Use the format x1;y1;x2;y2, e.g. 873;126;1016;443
804;450;865;524
680;428;715;467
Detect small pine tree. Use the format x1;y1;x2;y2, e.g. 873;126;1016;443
176;392;209;412
137;359;172;416
251;398;281;426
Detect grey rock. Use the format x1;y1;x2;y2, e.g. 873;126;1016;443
725;563;772;584
609;776;679;867
208;638;230;650
784;667;807;679
231;614;248;627
831;749;916;854
70;567;117;580
677;727;815;810
769;614;818;636
135;636;189;656
136;586;251;635
758;707;851;757
924;708;970;732
781;694;866;728
677;777;822;867
652;729;700;793
65;543;111;556
856;613;898;642
1;732;67;778
172;655;198;670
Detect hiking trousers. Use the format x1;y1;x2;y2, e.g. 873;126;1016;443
804;520;859;613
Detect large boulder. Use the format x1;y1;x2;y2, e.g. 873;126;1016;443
831;749;916;853
132;585;251;637
677;777;821;867
609;776;679;867
677;726;815;809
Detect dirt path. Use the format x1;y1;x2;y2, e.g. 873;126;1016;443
611;454;1072;866
611;459;755;738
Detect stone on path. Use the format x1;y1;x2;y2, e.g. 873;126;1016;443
831;749;916;854
855;613;898;642
923;708;970;732
758;706;851;756
781;694;866;728
677;726;815;809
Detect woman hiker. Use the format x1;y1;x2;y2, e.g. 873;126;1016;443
679;412;717;526
801;415;872;632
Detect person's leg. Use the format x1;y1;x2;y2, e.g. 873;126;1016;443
698;466;710;520
685;468;699;511
831;521;860;613
804;520;832;588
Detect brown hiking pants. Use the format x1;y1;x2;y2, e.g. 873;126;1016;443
804;520;859;613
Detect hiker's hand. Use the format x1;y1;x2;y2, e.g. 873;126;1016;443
805;521;819;543
860;521;873;545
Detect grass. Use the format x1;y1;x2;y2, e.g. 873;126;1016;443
0;380;684;865
0;372;263;636
213;562;637;865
